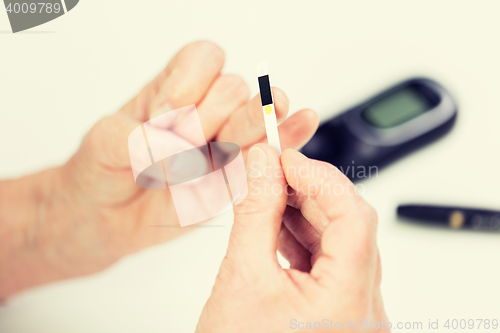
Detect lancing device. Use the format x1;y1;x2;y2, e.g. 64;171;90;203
257;62;281;154
397;204;500;231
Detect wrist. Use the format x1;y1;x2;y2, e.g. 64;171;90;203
0;167;63;298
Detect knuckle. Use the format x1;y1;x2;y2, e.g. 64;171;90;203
86;116;115;149
216;255;279;304
327;163;350;181
215;256;254;296
233;196;262;216
312;256;338;285
216;74;250;102
234;197;282;221
374;252;383;287
348;222;377;264
357;200;378;225
165;84;191;107
354;230;375;259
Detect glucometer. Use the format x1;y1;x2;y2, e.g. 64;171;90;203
257;63;282;154
301;78;457;181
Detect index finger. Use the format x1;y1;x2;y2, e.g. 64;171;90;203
119;41;225;122
216;87;289;148
280;149;378;283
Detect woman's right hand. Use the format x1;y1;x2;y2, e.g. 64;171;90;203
196;146;389;332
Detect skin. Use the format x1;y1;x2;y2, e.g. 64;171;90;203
196;146;389;332
0;41;319;298
0;40;389;331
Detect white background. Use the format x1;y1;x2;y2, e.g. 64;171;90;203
1;1;500;332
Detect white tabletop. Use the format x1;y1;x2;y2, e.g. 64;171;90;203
1;1;500;331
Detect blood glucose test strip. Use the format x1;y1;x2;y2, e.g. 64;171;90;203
256;62;282;155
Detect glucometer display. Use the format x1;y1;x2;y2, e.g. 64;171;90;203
258;75;273;106
362;87;430;128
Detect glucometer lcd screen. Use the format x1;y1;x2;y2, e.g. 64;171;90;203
362;87;430;128
258;75;273;106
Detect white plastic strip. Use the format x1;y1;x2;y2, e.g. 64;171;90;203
256;62;281;155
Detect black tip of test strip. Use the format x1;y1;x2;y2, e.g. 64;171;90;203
258;75;273;106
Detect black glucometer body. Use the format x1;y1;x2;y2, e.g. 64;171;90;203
301;78;457;181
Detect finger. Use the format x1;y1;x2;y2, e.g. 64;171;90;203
282;149;359;234
280;149;378;285
119;41;225;121
176;74;249;141
84;113;142;169
148;41;225;119
277;224;312;272
282;206;322;265
84;113;200;183
74;114;143;203
229;144;287;268
255;109;319;150
216;87;289;147
237;109;319;162
118;68;168;121
312;212;377;291
374;249;383;288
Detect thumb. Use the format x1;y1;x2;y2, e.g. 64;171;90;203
229;144;287;267
82;113;141;169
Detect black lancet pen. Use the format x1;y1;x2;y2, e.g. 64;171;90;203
397;204;500;231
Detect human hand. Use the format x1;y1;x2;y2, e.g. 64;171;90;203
0;41;319;297
195;145;388;332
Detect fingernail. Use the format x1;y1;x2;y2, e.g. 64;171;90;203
246;147;268;179
283;93;290;107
